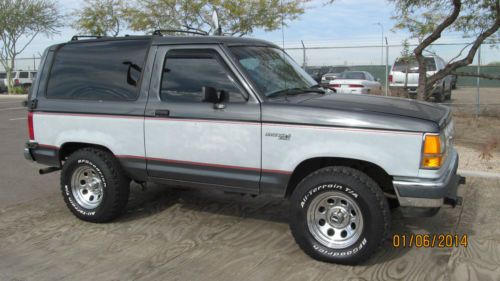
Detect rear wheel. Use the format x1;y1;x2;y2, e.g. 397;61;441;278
60;147;130;222
289;166;390;265
445;82;452;100
435;83;445;103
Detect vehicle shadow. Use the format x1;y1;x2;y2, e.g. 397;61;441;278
118;182;289;224
116;182;463;265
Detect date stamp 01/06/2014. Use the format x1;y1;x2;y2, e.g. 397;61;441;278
392;234;468;248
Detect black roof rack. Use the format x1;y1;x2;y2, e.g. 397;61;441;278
70;35;107;41
152;29;208;36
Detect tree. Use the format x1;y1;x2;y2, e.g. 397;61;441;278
390;0;500;100
123;0;309;36
0;0;60;93
72;0;126;37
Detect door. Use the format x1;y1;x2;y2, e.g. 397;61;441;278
145;46;262;193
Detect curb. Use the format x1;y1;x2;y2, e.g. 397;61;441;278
0;94;27;99
458;169;500;179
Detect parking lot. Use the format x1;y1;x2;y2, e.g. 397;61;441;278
0;93;499;281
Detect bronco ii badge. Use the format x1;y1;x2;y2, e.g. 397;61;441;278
265;132;291;141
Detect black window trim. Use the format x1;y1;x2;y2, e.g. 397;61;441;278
159;48;250;103
44;39;152;102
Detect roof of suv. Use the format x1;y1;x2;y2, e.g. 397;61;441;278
58;35;279;49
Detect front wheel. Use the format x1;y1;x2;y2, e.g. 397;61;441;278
289;166;390;265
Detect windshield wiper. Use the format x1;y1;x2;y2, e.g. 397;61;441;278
267;86;325;98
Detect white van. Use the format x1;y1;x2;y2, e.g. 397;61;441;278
389;56;452;102
2;70;37;89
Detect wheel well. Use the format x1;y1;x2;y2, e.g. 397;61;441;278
285;157;394;198
59;142;114;162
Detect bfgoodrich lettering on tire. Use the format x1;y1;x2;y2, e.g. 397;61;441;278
60;148;130;223
289;166;390;265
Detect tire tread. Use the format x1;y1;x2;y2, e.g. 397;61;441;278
60;147;129;223
289;166;390;264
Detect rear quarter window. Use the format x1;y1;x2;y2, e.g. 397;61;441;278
46;39;150;101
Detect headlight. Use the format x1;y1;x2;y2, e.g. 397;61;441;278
421;133;446;169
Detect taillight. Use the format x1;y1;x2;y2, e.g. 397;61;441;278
28;111;34;140
14;79;20;86
388;75;393;83
348;84;364;88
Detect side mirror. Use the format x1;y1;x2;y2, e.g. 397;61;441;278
214;90;229;109
202;86;218;103
202;86;229;109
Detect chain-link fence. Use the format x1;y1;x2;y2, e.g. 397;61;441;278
1;56;41;72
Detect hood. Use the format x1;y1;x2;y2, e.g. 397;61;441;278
262;93;450;133
301;94;449;125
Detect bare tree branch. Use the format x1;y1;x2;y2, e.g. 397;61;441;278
427;1;500;91
414;0;462;100
447;41;474;64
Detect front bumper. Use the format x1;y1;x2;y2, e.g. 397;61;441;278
393;150;465;208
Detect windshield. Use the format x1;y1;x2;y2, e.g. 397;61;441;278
230;46;316;97
338;72;366;80
393;57;436;72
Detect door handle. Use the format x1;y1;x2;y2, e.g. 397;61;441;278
154;109;170;117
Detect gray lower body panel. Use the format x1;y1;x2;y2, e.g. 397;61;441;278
393;150;465;208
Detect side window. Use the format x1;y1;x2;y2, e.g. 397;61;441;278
31;72;37;78
160;50;246;103
46;39;150;101
20;72;29;78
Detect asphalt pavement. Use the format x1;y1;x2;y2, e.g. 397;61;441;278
0;96;59;208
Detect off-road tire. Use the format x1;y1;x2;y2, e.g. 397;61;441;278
435;83;445;103
60;147;130;222
445;83;452;100
289;166;390;265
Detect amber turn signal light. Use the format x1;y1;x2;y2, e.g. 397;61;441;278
422;134;443;169
423;135;440;154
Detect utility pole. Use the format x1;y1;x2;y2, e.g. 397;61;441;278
280;0;285;49
476;45;481;118
301;40;306;68
385;37;389;96
375;22;384;66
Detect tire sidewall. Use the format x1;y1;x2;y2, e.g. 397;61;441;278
291;170;387;263
61;153;111;219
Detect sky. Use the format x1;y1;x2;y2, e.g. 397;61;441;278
11;0;500;70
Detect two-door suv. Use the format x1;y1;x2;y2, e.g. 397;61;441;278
24;34;465;264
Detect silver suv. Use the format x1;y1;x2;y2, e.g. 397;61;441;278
24;34;465;265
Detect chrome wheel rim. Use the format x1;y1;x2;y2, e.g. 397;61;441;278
307;190;363;249
71;165;104;209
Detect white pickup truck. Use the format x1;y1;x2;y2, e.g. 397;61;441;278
389;56;453;102
24;34;465;265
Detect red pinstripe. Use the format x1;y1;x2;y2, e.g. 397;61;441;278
116;155;292;175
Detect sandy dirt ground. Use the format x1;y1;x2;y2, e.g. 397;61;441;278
0;178;499;281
